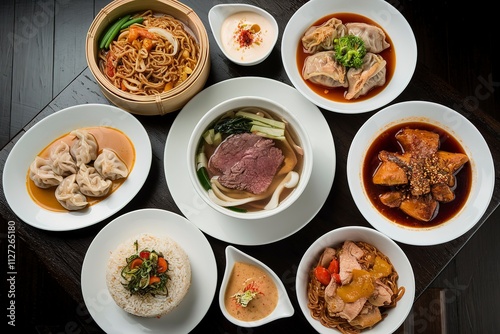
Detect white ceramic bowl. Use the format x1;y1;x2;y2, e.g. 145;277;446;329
296;226;415;334
347;101;495;245
281;0;417;113
219;246;294;327
186;95;313;220
208;3;278;66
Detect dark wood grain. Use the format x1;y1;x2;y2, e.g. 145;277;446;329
1;0;499;333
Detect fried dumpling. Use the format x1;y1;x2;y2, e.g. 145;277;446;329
345;53;386;100
70;129;98;166
76;164;112;197
49;141;77;176
94;148;129;180
302;18;347;54
302;51;348;88
29;156;63;188
55;174;88;210
345;22;390;53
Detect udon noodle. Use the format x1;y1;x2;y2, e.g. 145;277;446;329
307;241;405;333
98;10;199;95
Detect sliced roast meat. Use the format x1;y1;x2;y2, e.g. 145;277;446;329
339;241;364;285
208;133;284;194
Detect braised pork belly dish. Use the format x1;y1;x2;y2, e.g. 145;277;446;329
364;123;471;226
308;240;404;332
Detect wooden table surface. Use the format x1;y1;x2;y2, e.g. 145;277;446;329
1;0;499;333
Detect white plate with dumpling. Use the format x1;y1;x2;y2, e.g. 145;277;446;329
281;0;417;113
3;104;152;231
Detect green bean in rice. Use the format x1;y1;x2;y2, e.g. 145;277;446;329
106;233;191;317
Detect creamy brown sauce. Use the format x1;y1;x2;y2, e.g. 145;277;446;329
26;126;135;212
224;262;278;321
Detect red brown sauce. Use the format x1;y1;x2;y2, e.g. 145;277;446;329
26;126;135;212
296;13;395;102
363;122;472;228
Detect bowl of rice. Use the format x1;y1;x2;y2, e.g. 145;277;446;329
86;0;210;115
106;232;191;318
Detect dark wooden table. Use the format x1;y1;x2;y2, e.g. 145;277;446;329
1;0;499;333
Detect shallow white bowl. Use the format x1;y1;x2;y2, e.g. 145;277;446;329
296;226;415;334
347;101;495;245
186;95;313;220
281;0;417;113
219;246;294;327
208;3;278;66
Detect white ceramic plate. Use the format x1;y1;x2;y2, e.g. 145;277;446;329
81;208;217;333
164;77;336;245
347;101;495;245
296;226;415;333
281;0;417;113
3;103;152;231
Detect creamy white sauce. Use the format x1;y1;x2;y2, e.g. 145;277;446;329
220;11;275;63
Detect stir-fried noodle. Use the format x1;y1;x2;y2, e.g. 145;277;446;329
99;10;199;95
307;241;405;333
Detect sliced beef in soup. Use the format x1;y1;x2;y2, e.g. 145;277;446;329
208;133;284;194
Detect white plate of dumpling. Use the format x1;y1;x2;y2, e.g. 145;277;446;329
281;0;417;114
3;104;152;231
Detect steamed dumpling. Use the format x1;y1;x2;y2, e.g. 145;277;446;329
345;52;386;100
94;148;129;180
345;22;390;53
70;129;98;166
302;17;347;54
49;141;77;176
76;164;112;197
29;156;63;188
302;51;348;88
55;174;88;210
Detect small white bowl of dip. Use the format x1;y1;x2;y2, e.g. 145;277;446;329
208;4;278;66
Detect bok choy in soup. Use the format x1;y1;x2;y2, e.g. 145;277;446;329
195;107;304;213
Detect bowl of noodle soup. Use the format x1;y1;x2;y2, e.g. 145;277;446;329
187;95;313;220
296;226;414;333
86;0;210;115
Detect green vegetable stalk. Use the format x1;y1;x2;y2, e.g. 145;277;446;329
333;35;367;68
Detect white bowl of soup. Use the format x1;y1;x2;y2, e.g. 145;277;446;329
281;0;417;113
296;226;415;334
219;246;294;327
187;95;313;220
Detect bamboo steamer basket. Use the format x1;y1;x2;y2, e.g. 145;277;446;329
86;0;210;115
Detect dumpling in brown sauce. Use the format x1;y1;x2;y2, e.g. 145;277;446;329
94;148;129;180
301;17;347;54
49;141;77;176
302;51;348;88
345;53;386;100
55;174;88;211
29;156;63;188
345;22;390;53
70;129;98;166
76;164;112;197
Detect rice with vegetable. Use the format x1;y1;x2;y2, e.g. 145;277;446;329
106;233;191;317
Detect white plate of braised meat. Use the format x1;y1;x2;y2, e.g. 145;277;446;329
347;101;495;245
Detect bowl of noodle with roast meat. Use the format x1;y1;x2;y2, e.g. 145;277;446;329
296;226;415;334
86;0;210;115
